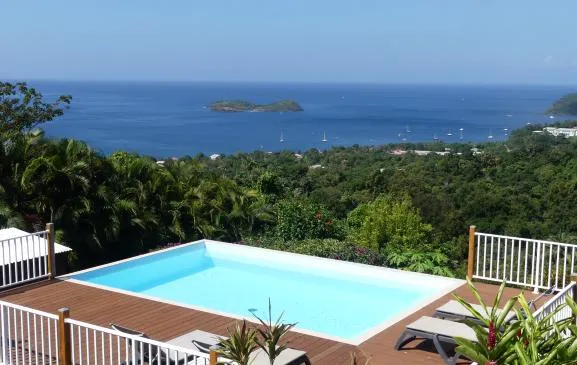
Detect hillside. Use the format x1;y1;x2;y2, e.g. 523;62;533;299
547;93;577;116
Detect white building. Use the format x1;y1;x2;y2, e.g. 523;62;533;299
543;127;577;138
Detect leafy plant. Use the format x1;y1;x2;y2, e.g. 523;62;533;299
252;300;296;365
217;320;258;365
454;278;577;365
386;248;455;276
510;295;577;365
453;279;519;364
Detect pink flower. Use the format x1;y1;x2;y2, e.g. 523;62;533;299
487;321;496;350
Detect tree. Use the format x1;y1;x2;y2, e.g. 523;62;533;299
347;194;433;254
0;82;71;137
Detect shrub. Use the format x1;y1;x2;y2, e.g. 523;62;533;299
347;194;433;254
274;200;338;240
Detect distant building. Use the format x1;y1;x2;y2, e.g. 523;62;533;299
209;154;221;160
391;149;407;156
543;127;577;138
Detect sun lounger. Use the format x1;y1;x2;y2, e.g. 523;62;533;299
395;316;477;365
434;285;555;324
434;300;517;323
169;329;310;365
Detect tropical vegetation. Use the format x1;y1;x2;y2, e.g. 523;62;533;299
454;279;577;365
3;81;577;278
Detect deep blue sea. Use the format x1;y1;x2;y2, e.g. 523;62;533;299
34;81;575;158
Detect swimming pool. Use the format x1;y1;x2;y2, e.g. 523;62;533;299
68;240;463;344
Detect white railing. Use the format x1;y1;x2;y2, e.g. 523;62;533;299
471;230;577;292
534;281;574;323
66;319;215;365
0;300;60;365
0;229;53;289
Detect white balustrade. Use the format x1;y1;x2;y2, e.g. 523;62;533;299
0;300;60;365
472;232;577;292
65;319;216;365
0;230;53;289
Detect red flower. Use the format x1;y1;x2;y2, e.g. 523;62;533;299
487;321;496;350
486;361;498;365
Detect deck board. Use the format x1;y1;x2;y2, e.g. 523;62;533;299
0;279;539;365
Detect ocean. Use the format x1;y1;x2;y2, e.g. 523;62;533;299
33;81;574;158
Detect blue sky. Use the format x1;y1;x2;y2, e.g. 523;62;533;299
2;1;576;84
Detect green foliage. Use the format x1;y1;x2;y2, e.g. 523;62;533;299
244;238;384;266
347;194;433;254
454;279;577;365
0;82;71;136
453;280;520;364
386;249;454;276
547;93;577;116
217;321;259;365
252;299;296;365
274;199;337;240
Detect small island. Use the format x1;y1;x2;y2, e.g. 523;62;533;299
547;93;577;116
209;99;303;113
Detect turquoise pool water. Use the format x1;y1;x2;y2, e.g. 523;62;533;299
71;242;450;341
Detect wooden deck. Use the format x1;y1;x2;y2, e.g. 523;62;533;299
0;279;538;365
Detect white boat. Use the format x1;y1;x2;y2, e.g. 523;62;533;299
322;131;327;142
406;125;411;133
433;133;439;141
550;115;555;119
447;129;453;136
280;132;284;143
488;129;494;139
459;128;464;140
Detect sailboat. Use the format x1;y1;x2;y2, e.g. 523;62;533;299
406;125;411;133
459;128;464;140
504;128;509;137
433;133;439;141
280;131;284;143
488;129;494;140
322;131;327;142
447;129;453;137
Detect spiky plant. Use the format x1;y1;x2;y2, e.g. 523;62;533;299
253;299;296;365
453;279;520;364
510;294;577;365
217;320;259;365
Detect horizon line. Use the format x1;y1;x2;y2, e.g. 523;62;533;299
1;78;576;88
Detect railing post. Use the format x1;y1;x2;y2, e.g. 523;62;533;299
534;241;542;294
571;272;577;324
467;225;476;280
209;349;218;365
46;223;56;279
0;305;9;364
58;308;71;365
